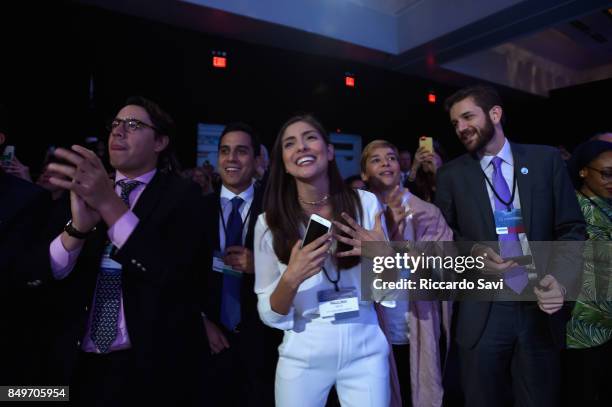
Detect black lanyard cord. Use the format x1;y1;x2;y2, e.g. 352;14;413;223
218;200;253;246
482;166;517;211
321;266;341;292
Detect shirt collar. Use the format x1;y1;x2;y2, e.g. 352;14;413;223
220;183;255;204
401;189;412;205
115;168;157;185
479;138;513;171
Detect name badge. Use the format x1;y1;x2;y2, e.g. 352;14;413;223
317;287;360;321
100;244;122;271
212;250;242;278
494;208;525;235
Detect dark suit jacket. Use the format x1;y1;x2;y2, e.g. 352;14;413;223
0;171;50;283
0;171;51;384
435;142;586;349
202;186;263;331
200;185;281;406
44;172;209;401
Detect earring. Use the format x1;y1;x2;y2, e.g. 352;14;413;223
579;171;586;178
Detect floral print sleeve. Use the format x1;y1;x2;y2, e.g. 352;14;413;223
566;192;612;349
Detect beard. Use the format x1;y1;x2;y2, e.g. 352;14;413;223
459;116;495;153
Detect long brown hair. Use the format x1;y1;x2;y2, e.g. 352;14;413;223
263;114;362;269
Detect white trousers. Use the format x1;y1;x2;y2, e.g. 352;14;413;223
275;305;390;407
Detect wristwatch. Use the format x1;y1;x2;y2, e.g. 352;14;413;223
64;219;96;239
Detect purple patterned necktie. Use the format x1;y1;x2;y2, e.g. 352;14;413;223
491;157;528;294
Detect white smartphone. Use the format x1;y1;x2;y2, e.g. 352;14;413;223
1;145;15;164
301;214;332;248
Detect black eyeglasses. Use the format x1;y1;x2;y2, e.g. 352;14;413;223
107;118;159;133
586;166;612;182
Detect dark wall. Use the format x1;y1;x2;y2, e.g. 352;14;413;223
548;78;612;150
1;1;609;175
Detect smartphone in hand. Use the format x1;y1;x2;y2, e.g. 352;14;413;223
301;214;331;248
502;254;533;266
419;136;433;153
1;145;15;164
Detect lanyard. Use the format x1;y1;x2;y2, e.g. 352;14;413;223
482;163;517;211
218;199;253;247
579;191;612;223
321;266;341;292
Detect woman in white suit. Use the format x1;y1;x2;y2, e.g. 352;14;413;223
254;114;392;406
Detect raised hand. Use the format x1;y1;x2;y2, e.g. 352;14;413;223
48;146;116;210
49;145;128;227
411;147;434;172
385;185;411;240
1;156;32;182
69;190;101;234
333;211;386;258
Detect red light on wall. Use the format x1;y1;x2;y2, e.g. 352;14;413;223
345;76;355;87
427;92;436;104
213;56;227;68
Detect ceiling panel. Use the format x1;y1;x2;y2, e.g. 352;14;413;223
347;0;425;16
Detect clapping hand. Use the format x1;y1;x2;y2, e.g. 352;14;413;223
385;185;411;240
49;145;127;228
48;146;116;210
333;211;386;258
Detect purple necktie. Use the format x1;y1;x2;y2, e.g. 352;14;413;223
491;156;528;293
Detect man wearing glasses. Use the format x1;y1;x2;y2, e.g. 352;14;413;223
45;96;208;406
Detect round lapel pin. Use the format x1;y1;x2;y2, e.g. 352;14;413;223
521;167;528;175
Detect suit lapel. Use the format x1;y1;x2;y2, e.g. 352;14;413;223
244;186;263;249
212;193;221;252
510;143;533;237
83;173;162;259
463;155;496;238
131;171;166;222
